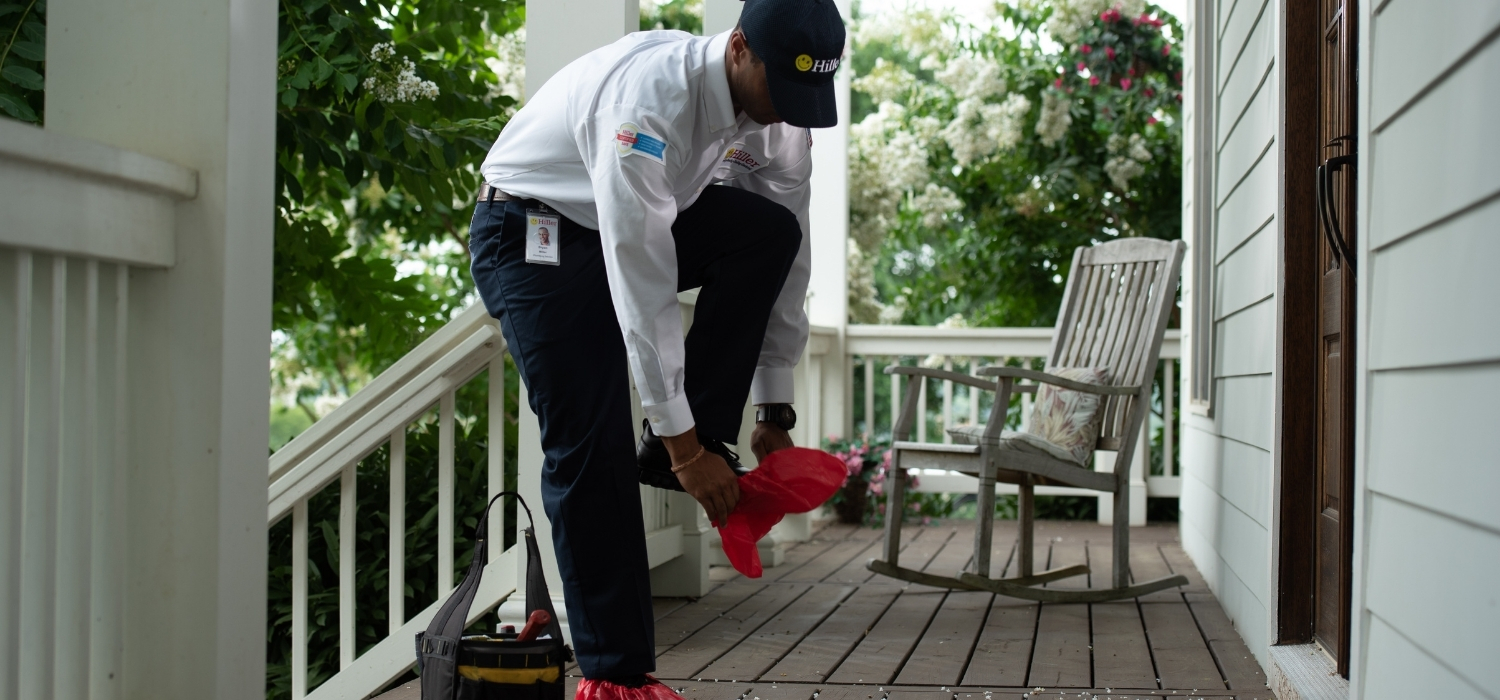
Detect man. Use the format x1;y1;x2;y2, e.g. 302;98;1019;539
468;0;845;690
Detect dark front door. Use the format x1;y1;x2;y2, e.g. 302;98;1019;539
1314;0;1357;674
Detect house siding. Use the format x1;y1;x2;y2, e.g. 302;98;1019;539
1354;0;1500;696
1179;0;1278;674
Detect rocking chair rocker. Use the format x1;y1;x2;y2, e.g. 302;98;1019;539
866;238;1188;603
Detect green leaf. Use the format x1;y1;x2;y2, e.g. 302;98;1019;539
0;4;24;19
338;71;357;94
314;58;333;83
10;40;44;61
327;11;352;32
21;19;43;43
1;65;43;91
0;92;38;122
281;88;298;108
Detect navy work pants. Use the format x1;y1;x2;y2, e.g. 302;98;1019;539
468;185;802;678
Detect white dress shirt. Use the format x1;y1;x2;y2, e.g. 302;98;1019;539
480;29;813;438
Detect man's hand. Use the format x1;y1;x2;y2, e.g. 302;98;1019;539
750;421;795;462
661;427;740;526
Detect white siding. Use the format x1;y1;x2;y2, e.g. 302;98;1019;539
1179;0;1279;674
1353;0;1500;696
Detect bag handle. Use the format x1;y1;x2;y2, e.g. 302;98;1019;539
420;492;565;677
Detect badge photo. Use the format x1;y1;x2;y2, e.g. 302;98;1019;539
525;210;561;265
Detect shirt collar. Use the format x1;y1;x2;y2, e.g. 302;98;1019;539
703;31;737;134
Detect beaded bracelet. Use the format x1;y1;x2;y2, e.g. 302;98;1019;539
670;446;708;474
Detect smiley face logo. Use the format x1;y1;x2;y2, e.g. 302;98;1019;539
795;54;813;72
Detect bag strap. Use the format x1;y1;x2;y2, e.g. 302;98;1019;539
423;492;563;657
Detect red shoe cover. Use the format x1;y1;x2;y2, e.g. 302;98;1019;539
717;447;846;578
576;675;682;700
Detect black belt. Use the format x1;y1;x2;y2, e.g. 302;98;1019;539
477;183;518;203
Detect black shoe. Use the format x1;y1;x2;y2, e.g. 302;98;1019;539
636;419;750;492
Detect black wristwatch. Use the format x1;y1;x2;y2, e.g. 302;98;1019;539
755;404;797;431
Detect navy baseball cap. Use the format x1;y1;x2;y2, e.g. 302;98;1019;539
739;0;847;129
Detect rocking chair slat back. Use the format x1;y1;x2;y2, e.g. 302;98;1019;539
1046;239;1186;448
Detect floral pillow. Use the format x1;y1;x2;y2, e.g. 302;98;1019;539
1027;367;1111;465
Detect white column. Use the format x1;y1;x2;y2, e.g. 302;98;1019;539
45;1;276;698
702;0;742;35
805;0;852;329
526;0;641;98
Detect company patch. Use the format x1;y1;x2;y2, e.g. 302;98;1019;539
721;147;763;171
615;122;667;163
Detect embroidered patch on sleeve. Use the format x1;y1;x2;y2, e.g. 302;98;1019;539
615;122;667;163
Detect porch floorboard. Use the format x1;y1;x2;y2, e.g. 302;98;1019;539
375;520;1271;700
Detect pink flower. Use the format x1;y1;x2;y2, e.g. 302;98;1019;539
1162;45;1171;56
1080;44;1092;54
1175;92;1183;101
1055;77;1064;88
1147;116;1158;124
1145;88;1155;98
1120;77;1132;90
1128;67;1136;76
1077;61;1087;71
1089;75;1100;87
1100;8;1120;22
1105;46;1116;60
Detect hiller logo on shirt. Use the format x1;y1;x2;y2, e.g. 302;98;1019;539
722;147;761;169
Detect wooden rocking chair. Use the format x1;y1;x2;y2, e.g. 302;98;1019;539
866;238;1189;603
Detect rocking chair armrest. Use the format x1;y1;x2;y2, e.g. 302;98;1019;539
884;365;1010;393
976;366;1139;395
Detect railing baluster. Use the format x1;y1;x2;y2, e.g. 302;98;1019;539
94;263;128;700
438;392;456;594
942;360;953;443
863;358;874;437
389;429;405;635
1;250;31;700
292;498;309;700
916;372;927;443
1163;358;1176;476
968;360;980;426
1020;358;1033;432
889;362;900;437
54;259;94;700
339;463;356;669
488;356;505;562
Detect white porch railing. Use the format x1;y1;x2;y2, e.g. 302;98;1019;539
798;324;1181;525
267;299;706;700
1;120;195;700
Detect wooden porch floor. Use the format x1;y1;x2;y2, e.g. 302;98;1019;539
381;520;1272;700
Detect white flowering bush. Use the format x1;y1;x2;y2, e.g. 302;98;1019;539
847;1;1183;326
362;43;441;102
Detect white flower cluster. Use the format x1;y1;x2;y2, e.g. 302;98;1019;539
854;7;948;61
1035;90;1073;146
846;244;884;324
363;42;439;103
1041;0;1146;44
485;29;527;108
849;102;932;252
1104;133;1152;191
940;92;1031;166
910;183;963;229
852;58;918;103
934;54;1006;101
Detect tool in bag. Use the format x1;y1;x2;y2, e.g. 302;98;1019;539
416;492;572;700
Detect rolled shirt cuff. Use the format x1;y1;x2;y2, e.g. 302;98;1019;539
643;393;696;438
750;366;795;406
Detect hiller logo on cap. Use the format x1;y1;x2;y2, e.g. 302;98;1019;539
795;53;840;73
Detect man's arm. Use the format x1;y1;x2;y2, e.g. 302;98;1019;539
729;127;813;457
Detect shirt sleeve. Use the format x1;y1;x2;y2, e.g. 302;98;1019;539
727;128;814;406
579;106;696;436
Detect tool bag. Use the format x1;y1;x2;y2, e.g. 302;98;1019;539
416;492;571;700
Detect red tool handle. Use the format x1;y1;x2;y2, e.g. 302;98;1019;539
516;610;550;642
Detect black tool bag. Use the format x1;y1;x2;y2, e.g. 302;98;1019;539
416;492;572;700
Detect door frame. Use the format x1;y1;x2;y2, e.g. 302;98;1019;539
1273;0;1356;674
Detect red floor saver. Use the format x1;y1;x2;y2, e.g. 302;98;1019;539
717;447;846;578
576;675;682;700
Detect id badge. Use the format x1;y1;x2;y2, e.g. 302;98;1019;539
524;209;560;265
